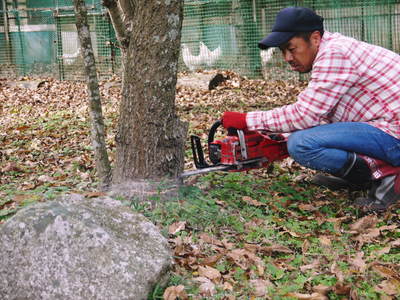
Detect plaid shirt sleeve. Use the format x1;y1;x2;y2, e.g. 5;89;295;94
246;47;359;133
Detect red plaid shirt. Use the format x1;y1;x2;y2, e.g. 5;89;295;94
247;31;400;139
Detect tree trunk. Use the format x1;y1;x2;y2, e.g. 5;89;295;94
73;0;112;188
112;1;188;182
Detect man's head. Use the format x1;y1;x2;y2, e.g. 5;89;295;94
258;7;324;73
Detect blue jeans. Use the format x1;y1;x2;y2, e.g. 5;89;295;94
287;122;400;174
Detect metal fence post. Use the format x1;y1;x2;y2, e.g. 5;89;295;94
55;10;65;80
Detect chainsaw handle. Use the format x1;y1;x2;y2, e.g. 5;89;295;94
208;120;238;145
207;120;222;145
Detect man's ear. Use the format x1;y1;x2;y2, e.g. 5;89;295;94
310;31;322;47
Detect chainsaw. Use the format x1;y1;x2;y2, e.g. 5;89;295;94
180;120;289;178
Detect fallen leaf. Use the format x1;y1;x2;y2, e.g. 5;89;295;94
374;278;400;296
37;174;52;182
261;244;293;254
349;215;378;233
168;221;186;235
2;162;23;173
198;233;224;247
163;285;188;300
197;265;221;281
298;203;316;211
285;292;328;300
390;239;400;247
193;277;216;297
223;281;233;291
350;251;367;272
331;261;345;282
249;279;273;297
312;284;331;295
300;259;320;273
302;239;310;254
200;253;224;266
373;246;391;257
319;235;332;247
372;264;400;280
84;191;107;198
333;282;351;295
242;196;266;206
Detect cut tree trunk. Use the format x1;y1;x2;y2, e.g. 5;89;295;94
112;0;188;182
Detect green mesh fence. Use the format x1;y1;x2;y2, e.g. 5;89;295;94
0;0;399;80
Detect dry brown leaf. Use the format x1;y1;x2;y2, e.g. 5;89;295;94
372;264;400;280
390;239;400;247
285;292;328;300
373;246;391;257
200;253;224;266
297;203;316;211
249;279;273;297
318;236;332;247
333;282;351;295
312;284;331;295
168;221;186;235
261;244;293;254
352;228;381;249
197;265;221;281
349;215;378;233
350;251;367;272
300;259;320;273
302;239;310;254
198;233;224;247
163;285;188;300
378;225;398;232
227;249;250;269
350;288;359;300
242;196;266;207
379;295;394;300
37;174;53;182
193;277;216;297
12;194;31;204
223;281;234;291
84;191;107;198
330;261;345;282
326;216;351;232
374;279;400;296
1;162;23;173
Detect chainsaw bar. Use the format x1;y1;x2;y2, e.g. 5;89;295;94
179;157;268;179
179;165;232;178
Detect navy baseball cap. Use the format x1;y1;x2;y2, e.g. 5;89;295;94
258;7;324;49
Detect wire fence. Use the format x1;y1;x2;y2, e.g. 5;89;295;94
0;0;399;80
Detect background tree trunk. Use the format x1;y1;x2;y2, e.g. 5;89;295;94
107;0;188;182
73;0;112;188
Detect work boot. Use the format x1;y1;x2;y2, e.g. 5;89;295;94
311;153;372;191
311;173;369;191
354;175;400;212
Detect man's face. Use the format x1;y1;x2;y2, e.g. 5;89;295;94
279;32;321;73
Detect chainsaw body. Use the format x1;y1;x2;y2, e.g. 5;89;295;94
181;120;288;177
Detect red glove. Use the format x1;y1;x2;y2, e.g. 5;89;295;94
222;111;247;130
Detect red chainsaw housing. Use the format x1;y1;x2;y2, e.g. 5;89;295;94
210;130;288;170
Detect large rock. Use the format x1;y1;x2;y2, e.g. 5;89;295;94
0;194;172;300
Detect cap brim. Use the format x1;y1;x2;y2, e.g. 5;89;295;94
258;32;296;49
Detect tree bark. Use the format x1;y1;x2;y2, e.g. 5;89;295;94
104;0;188;182
73;0;112;189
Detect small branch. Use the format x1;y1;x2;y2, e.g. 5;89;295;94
73;0;112;189
102;0;130;49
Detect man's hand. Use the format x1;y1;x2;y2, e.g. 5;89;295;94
222;112;247;130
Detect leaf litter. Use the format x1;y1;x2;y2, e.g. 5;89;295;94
1;72;400;299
